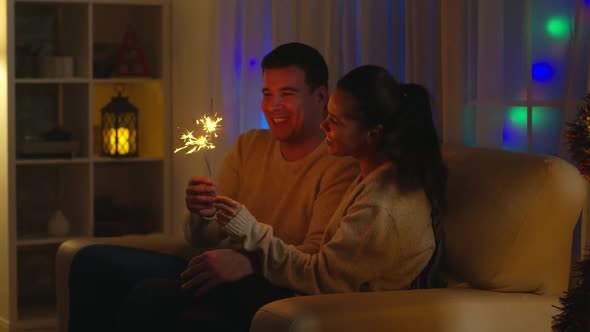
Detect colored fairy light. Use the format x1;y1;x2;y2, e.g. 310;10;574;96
503;107;527;152
508;106;527;128
546;16;570;39
532;62;553;81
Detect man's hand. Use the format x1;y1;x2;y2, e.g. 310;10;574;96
185;176;218;217
179;249;254;297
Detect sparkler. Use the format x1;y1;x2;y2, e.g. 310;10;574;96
175;99;223;177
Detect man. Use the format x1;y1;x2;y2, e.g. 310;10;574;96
69;42;358;332
179;42;358;295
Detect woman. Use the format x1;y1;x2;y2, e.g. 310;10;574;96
210;64;447;294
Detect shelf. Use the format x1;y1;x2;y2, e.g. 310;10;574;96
16;157;89;165
17;164;91;238
92;156;163;163
94;162;163;236
93;4;162;79
16;78;162;84
93;78;162;84
15;0;164;4
16;83;90;158
17;299;56;323
17;304;57;328
16;78;89;84
15;0;86;3
16;314;56;331
17;235;83;247
15;2;89;79
90;0;166;4
6;1;169;329
17;245;59;322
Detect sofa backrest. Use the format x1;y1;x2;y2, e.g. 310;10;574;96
441;144;587;296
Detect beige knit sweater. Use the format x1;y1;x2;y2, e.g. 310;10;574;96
223;162;435;295
184;129;359;253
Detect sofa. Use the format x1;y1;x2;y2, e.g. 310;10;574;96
56;144;588;332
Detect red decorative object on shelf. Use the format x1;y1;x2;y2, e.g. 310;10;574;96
114;25;150;77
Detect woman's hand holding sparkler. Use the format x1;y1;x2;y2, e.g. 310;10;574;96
185;176;218;218
213;196;243;226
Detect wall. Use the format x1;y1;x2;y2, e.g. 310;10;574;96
169;1;590;253
0;0;12;325
170;0;224;237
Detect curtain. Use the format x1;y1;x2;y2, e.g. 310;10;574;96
171;0;590;240
462;0;590;157
206;0;421;146
460;0;590;255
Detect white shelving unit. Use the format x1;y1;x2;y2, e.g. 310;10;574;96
1;0;171;330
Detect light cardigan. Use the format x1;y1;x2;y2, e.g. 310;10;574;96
223;162;435;295
184;129;359;253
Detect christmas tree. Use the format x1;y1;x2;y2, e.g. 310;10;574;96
564;94;590;178
552;254;590;332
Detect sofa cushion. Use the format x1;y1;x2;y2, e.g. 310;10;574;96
441;144;587;296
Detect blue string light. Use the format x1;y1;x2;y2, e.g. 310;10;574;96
531;62;553;81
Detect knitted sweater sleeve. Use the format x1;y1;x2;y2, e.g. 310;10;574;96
222;199;403;295
297;158;358;254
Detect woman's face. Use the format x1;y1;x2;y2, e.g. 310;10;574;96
320;88;370;158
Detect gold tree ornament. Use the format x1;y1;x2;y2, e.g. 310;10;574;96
564;94;590;178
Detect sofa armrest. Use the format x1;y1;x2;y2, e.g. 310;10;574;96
251;288;560;332
56;234;196;332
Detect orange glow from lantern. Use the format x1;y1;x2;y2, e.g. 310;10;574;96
104;127;132;155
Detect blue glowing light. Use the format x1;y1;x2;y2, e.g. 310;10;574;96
502;125;527;152
260;113;269;129
249;58;257;67
531;62;553;81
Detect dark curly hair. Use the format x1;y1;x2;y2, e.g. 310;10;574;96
336;65;448;288
553;253;590;332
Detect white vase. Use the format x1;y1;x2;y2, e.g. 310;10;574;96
48;210;70;236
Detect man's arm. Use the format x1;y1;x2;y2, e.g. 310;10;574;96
296;158;359;254
183;135;242;248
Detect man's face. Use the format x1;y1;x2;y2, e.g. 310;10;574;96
261;66;326;144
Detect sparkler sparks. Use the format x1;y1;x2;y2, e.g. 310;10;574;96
175;100;223;177
199;115;223;138
174;116;220;154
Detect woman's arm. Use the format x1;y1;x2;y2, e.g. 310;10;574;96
215;196;405;295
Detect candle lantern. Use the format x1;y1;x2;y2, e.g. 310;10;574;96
101;88;138;157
